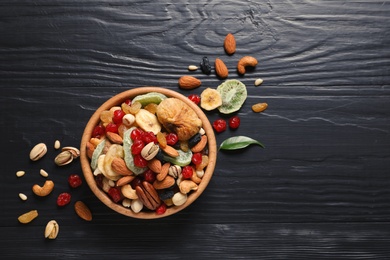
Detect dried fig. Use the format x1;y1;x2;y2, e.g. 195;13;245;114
156;98;202;141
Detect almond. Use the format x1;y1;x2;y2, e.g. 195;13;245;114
153;175;175;190
178;76;201;90
74;201;92;221
214;58;228;79
106;132;123;144
191;135;208;153
162;145;179;157
111;157;133;176
148;158;162;173
156;162;170;181
224;33;236;55
116;175;135;187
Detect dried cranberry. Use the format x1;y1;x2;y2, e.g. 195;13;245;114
191;152;202;165
108;187;122;203
166;133;178;146
143;169;156;183
105;122;118;133
131;139;145;155
57;192;71;207
134;154;148;167
92;125;105;138
131;128;144;141
182;166;193;179
112;109;125;124
228;116;240;129
131;177;142;189
143;131;157;144
95;174;104;189
124;99;132;106
155;203;167;215
188;94;201;105
68;174;82;188
213;119;227;133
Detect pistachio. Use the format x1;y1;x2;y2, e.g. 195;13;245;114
45;220;59;239
62;146;80;158
29;143;47;161
141;142;160;160
168;165;181;179
54;151;73;166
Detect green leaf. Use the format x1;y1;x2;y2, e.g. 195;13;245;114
219;136;265;151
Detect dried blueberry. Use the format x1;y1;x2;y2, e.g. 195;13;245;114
200;56;211;75
159;189;175;201
188;133;201;148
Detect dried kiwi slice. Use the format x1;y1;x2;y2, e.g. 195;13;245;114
216;79;247;114
132;92;167;107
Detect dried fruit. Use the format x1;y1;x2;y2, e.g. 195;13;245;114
200;56;212;75
215;58;228;79
74;201;92;221
57;192;72;207
188;94;201;105
213;119;227;133
237;56;258;75
228;116;241;129
132;92;167;107
135;109;162;135
217;79;247;114
18;210;38;224
156;98;202;141
252;103;268;113
68;174;82;188
224;33;236;55
178;75;202;90
200;88;222;111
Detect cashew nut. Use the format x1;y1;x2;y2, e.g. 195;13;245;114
179;180;198;194
237;56;258;75
32;180;54;197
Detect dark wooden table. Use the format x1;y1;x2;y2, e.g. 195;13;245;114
1;1;390;258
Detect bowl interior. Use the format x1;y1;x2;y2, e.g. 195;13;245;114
80;87;217;219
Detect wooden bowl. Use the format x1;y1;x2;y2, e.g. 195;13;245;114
80;87;217;219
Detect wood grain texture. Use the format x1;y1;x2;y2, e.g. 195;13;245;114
1;0;389;258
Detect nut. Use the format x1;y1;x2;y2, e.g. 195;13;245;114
255;78;264;86
131;199;143;213
18;210;38;224
29;143;47;161
122;114;135;126
168;165;181;178
16;170;25;177
252;103;268;113
32;180;54;197
188;65;198;71
116;175;135;187
178;75;201;90
215;58;228;79
191;168;202;184
135;181;161;210
153;175;175;190
172;192;187;206
190;135;208;153
141;142;160;160
40;169;49;178
106;132;123;144
54;151;73;166
74;201;92;221
54;140;61;149
148;158;162;173
224;33;236;55
45;220;59;239
19;193;28;201
237;56;258;75
156;162;170;181
162;145;179;157
121;184;138;200
62;146;81;158
179;180;198;194
122;198;131;208
111;157;133;176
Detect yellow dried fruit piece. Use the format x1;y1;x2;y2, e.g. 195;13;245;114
18;210;38;224
252;103;268;113
129;101;142;115
100;110;112;123
144;103;158;114
121;102;132;114
156;132;167;148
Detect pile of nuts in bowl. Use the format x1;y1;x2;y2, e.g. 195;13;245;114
85;91;212;215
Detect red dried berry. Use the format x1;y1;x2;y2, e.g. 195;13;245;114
130;177;142;189
166;133;178;146
182;166;193;179
57;192;71;207
113;109;125;124
213;119;227;133
92;125;105;138
108;187;122;203
228;116;240;129
131;128;144;141
68;174;82;188
105;122;118;133
142;131;157;144
134;154;148;167
95;174;104;189
191;152;202;165
188;94;201;105
143;169;156;183
124;99;132;106
155;203;167;215
131;139;145;155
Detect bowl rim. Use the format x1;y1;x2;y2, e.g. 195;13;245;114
80;86;217;219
